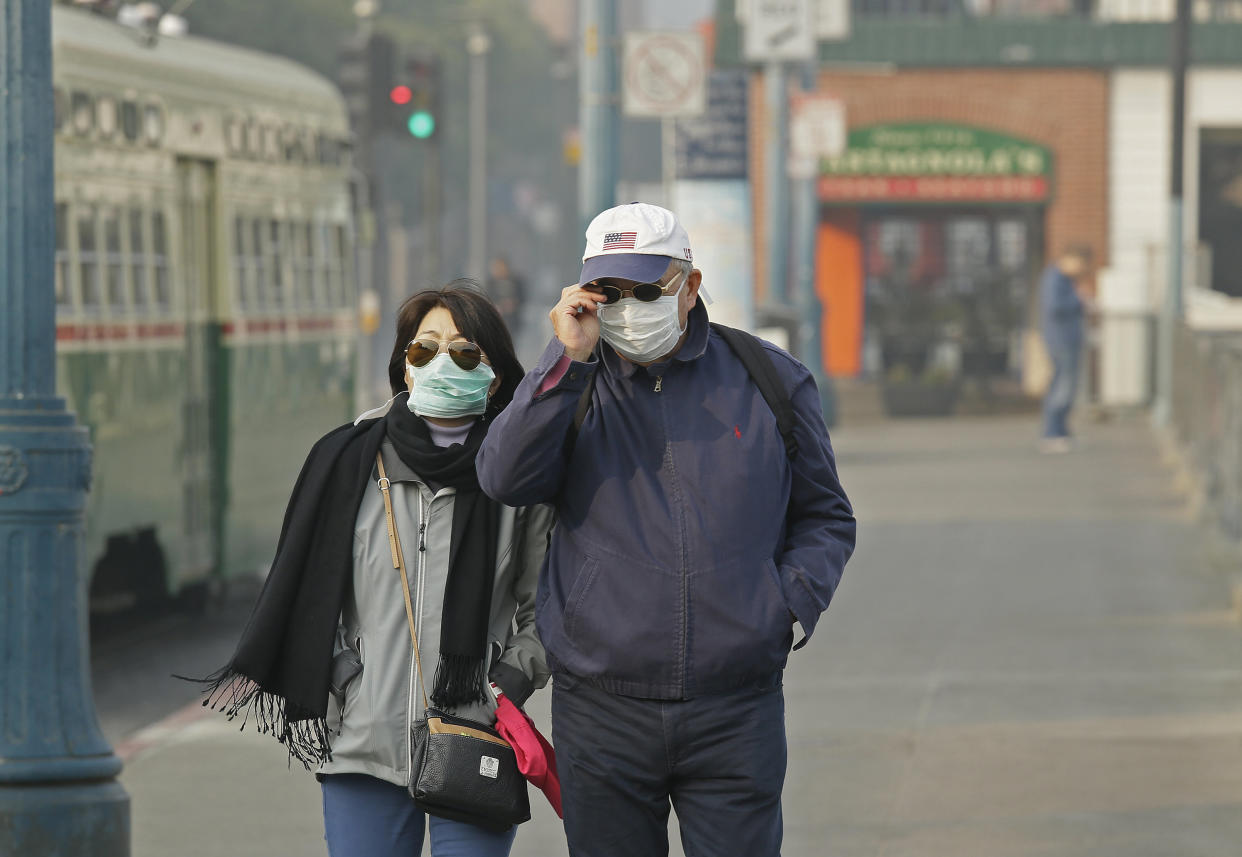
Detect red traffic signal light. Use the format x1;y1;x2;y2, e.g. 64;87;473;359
389;85;413;105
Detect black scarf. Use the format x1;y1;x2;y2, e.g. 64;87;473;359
192;394;499;768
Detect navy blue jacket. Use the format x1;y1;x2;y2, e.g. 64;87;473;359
476;303;856;699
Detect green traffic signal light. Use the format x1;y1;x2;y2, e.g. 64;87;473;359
408;110;435;139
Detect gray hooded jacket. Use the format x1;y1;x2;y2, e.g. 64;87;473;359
319;439;553;787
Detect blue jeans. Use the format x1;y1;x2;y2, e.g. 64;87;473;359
1042;339;1081;439
551;672;786;857
321;773;517;857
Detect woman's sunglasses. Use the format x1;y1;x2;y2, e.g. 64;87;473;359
406;338;483;371
587;270;686;305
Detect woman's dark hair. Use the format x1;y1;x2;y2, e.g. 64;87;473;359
387;280;524;418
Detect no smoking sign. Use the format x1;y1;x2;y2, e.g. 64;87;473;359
622;31;707;119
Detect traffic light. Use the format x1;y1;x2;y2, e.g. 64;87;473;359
337;32;396;139
397;53;440;140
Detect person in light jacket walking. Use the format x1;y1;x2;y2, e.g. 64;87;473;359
198;283;553;857
476;203;856;857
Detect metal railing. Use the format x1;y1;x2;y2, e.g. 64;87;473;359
1172;325;1242;540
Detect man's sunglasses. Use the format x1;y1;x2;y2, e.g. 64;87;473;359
406;338;483;371
586;270;685;305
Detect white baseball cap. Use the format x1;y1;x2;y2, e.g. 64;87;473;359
579;202;694;286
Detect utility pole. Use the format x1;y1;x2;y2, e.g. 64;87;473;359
0;2;129;854
763;62;791;309
579;0;618;231
467;24;492;283
792;63;836;426
1154;0;1191;427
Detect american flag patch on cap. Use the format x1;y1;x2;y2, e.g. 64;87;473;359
602;231;637;250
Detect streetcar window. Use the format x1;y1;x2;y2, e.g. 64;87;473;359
297;222;317;308
78;207;100;309
98;97;118;139
269;219;285;307
151;210;170;310
244;120;261;159
233;217;250;309
251;219;268;307
53;89;67;134
71;92;94;136
55;203;70;308
104;209;126;312
143;104;164;146
335;224;349;308
121;102;141;143
129;208;148;308
263;126;280;162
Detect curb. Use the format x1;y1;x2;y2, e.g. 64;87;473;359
114;699;215;764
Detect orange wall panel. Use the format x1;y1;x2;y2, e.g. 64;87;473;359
816;213;864;377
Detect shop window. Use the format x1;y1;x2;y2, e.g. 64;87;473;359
129;207;149;308
104;208;126;312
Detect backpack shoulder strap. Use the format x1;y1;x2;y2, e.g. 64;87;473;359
710;323;798;460
564;358;598;451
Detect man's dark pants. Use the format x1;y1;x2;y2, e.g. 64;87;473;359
551;671;786;857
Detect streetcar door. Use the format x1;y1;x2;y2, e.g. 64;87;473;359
176;158;224;589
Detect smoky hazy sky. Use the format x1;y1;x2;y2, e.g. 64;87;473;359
641;0;716;28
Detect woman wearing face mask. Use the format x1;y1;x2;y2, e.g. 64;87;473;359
195;282;553;857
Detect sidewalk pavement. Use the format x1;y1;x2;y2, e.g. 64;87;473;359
116;414;1242;857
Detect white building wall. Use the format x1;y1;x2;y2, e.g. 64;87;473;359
1104;67;1242;406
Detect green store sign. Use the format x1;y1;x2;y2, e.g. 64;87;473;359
819;123;1054;203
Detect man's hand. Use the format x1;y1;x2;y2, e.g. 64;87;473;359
550;284;604;362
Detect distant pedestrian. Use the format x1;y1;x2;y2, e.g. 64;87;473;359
195;283;552;857
476;203;857;857
487;256;527;342
1039;245;1092;452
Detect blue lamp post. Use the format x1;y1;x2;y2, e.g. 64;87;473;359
0;2;130;853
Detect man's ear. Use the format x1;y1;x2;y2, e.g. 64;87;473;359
685;268;703;308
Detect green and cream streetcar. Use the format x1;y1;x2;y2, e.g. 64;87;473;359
52;5;360;613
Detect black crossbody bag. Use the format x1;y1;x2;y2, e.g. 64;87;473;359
376;454;530;833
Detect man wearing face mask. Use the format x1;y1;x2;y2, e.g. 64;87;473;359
477;203;856;857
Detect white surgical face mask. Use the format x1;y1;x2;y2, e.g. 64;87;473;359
406;352;496;418
596;274;687;364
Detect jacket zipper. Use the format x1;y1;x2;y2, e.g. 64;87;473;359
405;490;428;786
654;371;688;693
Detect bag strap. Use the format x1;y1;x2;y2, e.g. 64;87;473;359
567;326;798;459
376;452;430;712
709;323;798;460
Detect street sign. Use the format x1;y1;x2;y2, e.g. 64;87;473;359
815;0;851;41
622;31;707;119
675;69;749;180
788;93;846;179
742;0;816;63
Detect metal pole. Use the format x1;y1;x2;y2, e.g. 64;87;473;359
764;61;791;308
0;2;129;853
1154;0;1191;427
661;117;677;209
467;25;491;283
423;137;442;287
579;0;618;231
793;63;836;426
